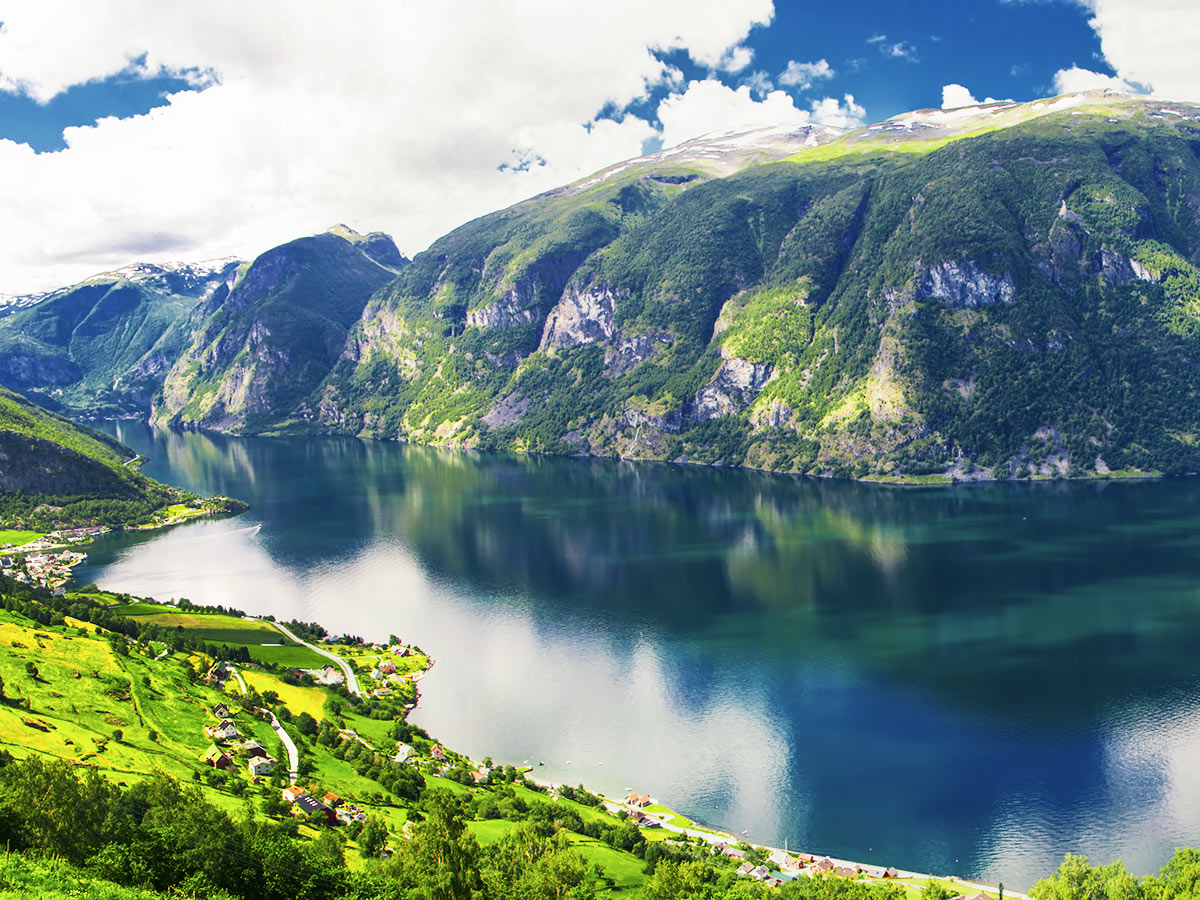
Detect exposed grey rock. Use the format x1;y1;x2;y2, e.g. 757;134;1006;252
482;393;529;429
540;284;618;349
1095;248;1155;285
693;355;774;420
752;398;794;428
466;294;537;329
917;259;1015;307
605;331;672;375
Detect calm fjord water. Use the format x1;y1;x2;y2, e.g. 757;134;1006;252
77;423;1200;888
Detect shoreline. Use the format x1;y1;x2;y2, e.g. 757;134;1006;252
519;769;1031;898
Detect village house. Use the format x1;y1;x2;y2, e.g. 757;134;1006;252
750;865;771;881
237;740;269;758
323;792;343;808
215;719;240;740
394;742;411;763
624;792;652;808
813;857;835;873
247;756;273;776
430;744;446;761
211;702;231;719
389;644;411;657
737;862;755;876
294;793;336;824
204;745;234;770
282;785;306;804
715;843;745;861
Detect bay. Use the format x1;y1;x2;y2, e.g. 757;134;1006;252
74;421;1200;889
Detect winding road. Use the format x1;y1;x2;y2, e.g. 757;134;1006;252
262;708;299;784
268;620;362;696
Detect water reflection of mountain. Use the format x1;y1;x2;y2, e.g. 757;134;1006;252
98;422;1200;728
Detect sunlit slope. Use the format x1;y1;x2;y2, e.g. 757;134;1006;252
315;93;1200;480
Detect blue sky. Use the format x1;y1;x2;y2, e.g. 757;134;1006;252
0;0;1182;292
0;1;1114;154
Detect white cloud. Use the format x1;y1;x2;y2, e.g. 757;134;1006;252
884;40;920;62
809;94;866;129
942;84;980;109
866;33;918;63
743;70;774;98
718;45;755;74
657;80;813;149
941;84;1007;109
1051;65;1133;95
0;0;782;292
778;58;834;90
1051;0;1200;101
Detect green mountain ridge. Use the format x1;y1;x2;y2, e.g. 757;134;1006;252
0;386;178;528
13;92;1200;480
315;91;1200;479
0;258;245;418
154;228;407;433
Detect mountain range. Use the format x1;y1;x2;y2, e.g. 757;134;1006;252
8;91;1200;481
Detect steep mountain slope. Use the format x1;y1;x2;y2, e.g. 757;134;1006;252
0;260;242;416
313;92;1200;480
153;227;406;433
0;385;180;526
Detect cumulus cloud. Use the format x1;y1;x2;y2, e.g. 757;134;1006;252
778;58;834;90
1051;0;1200;100
657;80;812;149
941;84;1007;109
1052;65;1134;95
809;94;867;129
0;0;806;292
1076;0;1197;99
656;80;865;150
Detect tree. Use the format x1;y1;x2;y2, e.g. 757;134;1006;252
399;790;483;900
1031;855;1141;900
358;816;388;858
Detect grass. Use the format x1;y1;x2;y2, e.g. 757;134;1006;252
109;604;327;668
0;853;169;899
570;835;651;892
0;529;43;547
468;818;522;845
0;608;268;803
242;669;328;719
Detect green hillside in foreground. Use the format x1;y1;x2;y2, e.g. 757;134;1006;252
5;572;1200;899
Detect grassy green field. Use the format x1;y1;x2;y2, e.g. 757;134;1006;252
0;588;662;896
0;529;43;547
0;854;170;899
108;604;326;668
0;609;268;811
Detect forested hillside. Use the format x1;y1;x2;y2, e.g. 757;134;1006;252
315;94;1200;480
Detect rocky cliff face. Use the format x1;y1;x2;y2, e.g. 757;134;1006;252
14;95;1200;483
154;229;404;433
312;95;1200;480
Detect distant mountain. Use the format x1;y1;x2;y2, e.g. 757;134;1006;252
0;258;243;416
152;227;406;433
16;93;1200;481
